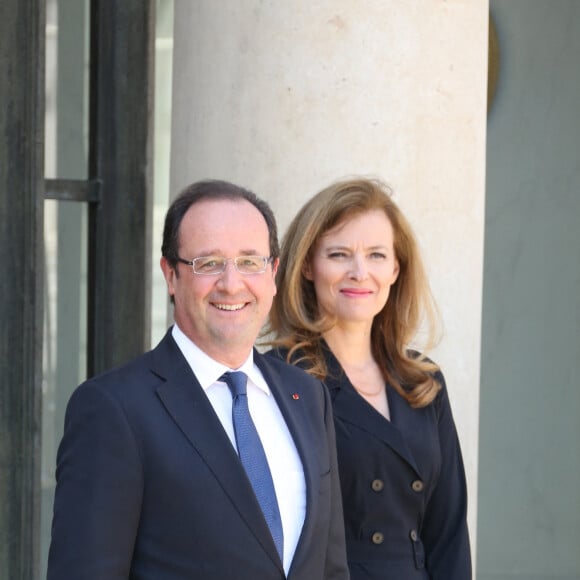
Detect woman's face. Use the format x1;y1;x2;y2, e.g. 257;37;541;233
304;209;400;329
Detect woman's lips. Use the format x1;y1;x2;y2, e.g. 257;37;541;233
340;288;372;297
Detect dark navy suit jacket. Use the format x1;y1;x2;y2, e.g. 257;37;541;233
268;346;471;580
47;330;349;580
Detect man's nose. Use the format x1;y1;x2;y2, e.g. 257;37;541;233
216;260;245;290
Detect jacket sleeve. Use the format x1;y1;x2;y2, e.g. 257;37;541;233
47;380;143;580
421;372;472;579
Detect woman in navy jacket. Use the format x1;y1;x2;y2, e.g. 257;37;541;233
266;177;471;579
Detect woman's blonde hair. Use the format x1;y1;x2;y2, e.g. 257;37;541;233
267;177;442;408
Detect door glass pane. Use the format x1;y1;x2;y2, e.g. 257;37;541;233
152;0;174;346
42;0;89;576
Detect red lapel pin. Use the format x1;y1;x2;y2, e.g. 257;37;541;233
292;393;300;400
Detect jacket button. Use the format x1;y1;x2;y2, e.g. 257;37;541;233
410;529;418;541
411;479;424;492
371;479;384;492
371;532;384;545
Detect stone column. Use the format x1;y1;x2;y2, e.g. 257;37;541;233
170;0;489;554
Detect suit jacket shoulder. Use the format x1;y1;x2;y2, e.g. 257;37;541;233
49;332;349;580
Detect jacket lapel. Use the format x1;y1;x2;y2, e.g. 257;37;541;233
254;352;321;564
255;351;319;491
323;346;423;477
150;332;282;570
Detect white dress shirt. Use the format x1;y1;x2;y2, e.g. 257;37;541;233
171;324;306;573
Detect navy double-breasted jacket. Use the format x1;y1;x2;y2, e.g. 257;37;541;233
269;346;471;580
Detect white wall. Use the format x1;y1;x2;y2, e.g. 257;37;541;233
170;1;489;560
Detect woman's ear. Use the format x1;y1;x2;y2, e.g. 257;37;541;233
302;260;313;281
392;258;400;283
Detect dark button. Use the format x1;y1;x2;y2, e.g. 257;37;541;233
411;479;424;492
371;532;384;545
371;479;384;492
410;529;418;541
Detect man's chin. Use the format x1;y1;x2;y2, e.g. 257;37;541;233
210;325;256;348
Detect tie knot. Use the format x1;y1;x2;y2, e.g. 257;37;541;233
222;371;248;397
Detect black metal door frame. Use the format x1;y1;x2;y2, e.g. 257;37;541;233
0;0;155;577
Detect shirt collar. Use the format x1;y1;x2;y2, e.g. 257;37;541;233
171;324;271;395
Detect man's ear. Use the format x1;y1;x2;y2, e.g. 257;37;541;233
271;258;280;296
271;257;280;276
160;256;176;297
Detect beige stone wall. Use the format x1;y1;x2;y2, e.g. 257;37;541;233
170;1;489;556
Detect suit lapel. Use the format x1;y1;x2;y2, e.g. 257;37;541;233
150;333;282;570
255;351;319;489
254;352;321;563
323;346;423;477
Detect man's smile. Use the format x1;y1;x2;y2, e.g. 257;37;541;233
213;302;247;311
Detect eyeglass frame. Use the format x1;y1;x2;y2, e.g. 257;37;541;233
176;255;274;275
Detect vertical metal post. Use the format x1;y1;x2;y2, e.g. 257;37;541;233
0;0;45;578
88;0;155;376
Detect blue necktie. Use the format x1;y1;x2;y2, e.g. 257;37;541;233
222;371;284;561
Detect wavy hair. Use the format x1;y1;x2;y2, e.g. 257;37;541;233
266;177;442;408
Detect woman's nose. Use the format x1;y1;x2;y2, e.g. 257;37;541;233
348;255;368;280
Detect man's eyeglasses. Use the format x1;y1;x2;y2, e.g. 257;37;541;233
176;255;273;275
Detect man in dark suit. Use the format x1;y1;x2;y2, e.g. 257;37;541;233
47;179;349;580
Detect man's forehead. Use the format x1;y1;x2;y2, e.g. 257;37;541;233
179;198;269;248
184;197;260;218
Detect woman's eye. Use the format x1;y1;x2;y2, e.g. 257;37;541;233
327;251;349;259
369;252;387;260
